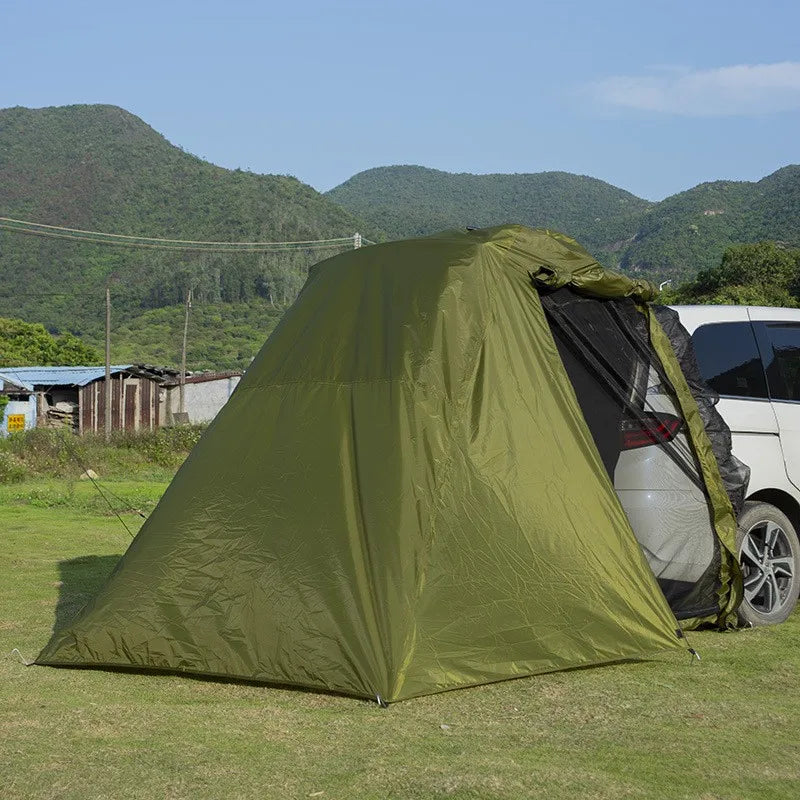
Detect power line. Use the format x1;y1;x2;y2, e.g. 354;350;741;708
0;292;97;298
0;216;367;253
0;215;357;246
0;224;357;253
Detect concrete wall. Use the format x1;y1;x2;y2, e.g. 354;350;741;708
1;395;37;435
165;376;240;424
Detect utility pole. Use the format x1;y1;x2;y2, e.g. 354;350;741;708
105;285;111;442
353;232;362;249
179;287;192;418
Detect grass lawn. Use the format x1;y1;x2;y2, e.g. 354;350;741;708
2;479;800;799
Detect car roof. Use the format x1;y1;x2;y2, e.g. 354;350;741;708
671;305;800;333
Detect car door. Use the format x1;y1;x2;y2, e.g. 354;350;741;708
749;309;800;493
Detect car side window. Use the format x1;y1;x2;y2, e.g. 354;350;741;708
690;322;768;399
760;323;800;402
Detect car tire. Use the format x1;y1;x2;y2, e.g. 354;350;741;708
736;501;800;626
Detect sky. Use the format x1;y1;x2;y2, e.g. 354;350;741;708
2;0;799;201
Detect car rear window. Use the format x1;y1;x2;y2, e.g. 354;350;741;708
760;322;800;401
690;322;768;399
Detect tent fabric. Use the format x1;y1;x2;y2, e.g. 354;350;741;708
529;258;742;629
652;305;751;516
540;289;741;626
645;313;743;627
38;225;691;702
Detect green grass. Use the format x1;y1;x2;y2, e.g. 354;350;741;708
2;480;800;799
0;479;169;518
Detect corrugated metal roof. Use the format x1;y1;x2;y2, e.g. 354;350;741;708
0;365;133;389
0;372;33;391
164;370;243;386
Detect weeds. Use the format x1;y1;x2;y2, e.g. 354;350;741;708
0;426;206;483
0;450;27;483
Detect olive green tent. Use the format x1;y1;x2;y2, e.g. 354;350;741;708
37;225;738;702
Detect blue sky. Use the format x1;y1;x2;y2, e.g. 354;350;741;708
2;0;799;200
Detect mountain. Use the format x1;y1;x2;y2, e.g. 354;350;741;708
618;166;800;281
327;165;800;282
108;299;285;372
0;104;376;362
4;104;800;370
326;165;652;258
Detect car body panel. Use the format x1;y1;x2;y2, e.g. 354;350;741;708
614;377;716;586
729;432;788;496
715;397;778;435
672;304;750;332
616;489;714;583
672;305;800;508
766;403;800;495
746;309;800;495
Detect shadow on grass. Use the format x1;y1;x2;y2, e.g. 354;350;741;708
52;554;122;634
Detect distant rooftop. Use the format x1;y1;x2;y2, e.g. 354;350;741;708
0;365;133;391
163;370;243;386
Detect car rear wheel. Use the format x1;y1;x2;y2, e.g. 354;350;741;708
736;501;800;626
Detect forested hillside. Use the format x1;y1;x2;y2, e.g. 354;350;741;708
0;104;376;368
326;166;653;258
0;317;101;367
619;166;800;281
4;103;800;371
107;300;284;372
328;164;800;282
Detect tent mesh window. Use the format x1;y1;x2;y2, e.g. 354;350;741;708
652;304;750;516
540;287;737;621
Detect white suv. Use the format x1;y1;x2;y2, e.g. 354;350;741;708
673;305;800;625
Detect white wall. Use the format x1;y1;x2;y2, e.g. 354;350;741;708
166;376;240;424
1;396;37;435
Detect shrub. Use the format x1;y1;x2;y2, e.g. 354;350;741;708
3;428;74;474
0;451;28;483
0;424;207;480
103;425;207;467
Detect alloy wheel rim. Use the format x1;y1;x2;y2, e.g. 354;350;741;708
739;520;795;615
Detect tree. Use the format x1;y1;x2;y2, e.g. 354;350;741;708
665;241;800;307
0;317;102;366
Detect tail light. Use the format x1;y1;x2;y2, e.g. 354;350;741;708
621;412;683;450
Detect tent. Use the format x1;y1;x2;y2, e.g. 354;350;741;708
37;225;741;702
